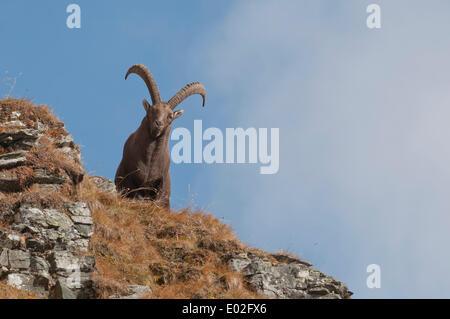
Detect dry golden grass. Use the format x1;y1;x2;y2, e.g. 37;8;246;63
0;98;63;133
79;178;263;299
0;281;37;299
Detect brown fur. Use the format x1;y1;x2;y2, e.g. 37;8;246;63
115;64;206;209
115;103;175;208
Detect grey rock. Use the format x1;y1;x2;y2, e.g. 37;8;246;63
49;251;95;274
18;208;47;230
309;287;330;296
36;121;48;131
89;176;117;194
44;209;74;229
34;273;52;290
242;260;273;276
2;120;26;128
126;285;151;299
57;146;82;164
70;215;93;225
246;273;280;297
0;129;39;150
0;248;9;267
74;224;93;238
71;238;90;252
229;253;349;299
11;111;21;119
319;293;342;299
109;284;152;299
33;168;67;184
0;109;97;299
47;252;95;298
30;256;50;273
25;238;49;252
55;134;75;148
6;273;35;291
65;202;91;217
0;229;22;249
32;184;62;193
15;207;45;226
8;250;31;270
271;253;312;267
15;207;87;252
17;207;74;230
0;167;68;192
50;279;77;299
228;255;251;272
30;256;52;290
0;151;26;169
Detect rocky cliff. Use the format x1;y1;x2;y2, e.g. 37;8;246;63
0;98;351;299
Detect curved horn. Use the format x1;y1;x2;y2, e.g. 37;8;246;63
168;82;206;109
125;64;161;105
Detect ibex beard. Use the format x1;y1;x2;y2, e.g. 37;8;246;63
115;64;206;209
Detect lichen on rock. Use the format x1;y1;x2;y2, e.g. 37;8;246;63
0;98;94;298
227;252;350;299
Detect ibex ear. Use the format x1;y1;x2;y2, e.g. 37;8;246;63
173;110;184;119
142;99;151;112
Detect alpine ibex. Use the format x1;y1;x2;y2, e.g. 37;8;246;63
115;64;206;209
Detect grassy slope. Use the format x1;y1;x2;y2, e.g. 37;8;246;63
0;98;271;298
82;180;268;298
0;281;36;299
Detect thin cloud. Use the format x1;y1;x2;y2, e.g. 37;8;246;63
193;0;450;297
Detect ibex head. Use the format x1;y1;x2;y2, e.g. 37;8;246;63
125;64;206;138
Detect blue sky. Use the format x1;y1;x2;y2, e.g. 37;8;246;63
2;1;450;298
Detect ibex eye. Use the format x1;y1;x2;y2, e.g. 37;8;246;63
168;114;173;119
